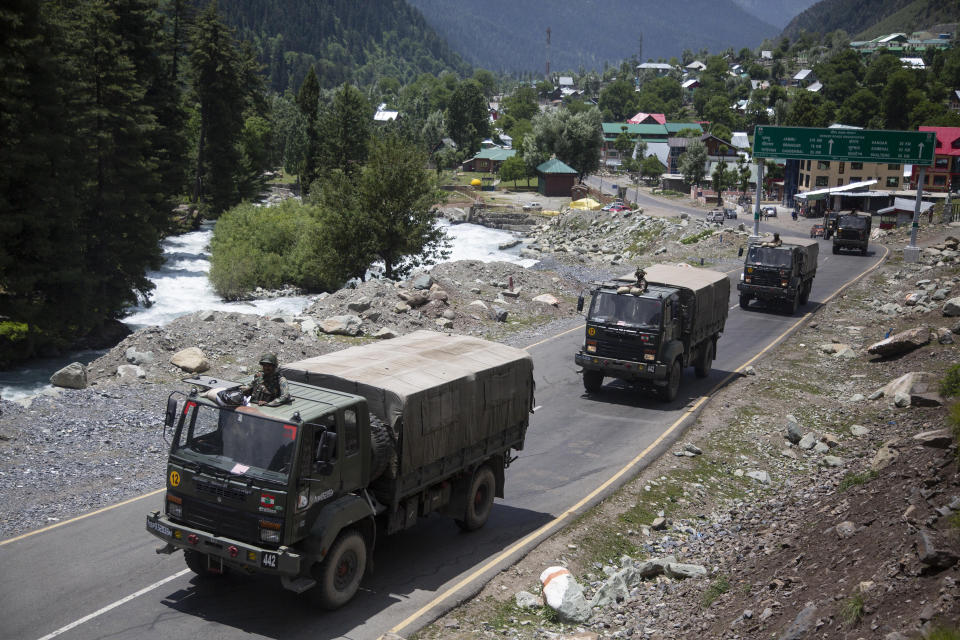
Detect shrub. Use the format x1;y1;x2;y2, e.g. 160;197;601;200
840;593;865;626
941;363;960;397
209;200;347;299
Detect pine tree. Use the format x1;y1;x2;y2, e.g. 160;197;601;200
317;82;371;178
296;65;320;193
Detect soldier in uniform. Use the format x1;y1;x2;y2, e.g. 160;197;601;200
241;353;291;406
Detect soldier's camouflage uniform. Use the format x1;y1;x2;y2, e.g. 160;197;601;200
242;371;291;406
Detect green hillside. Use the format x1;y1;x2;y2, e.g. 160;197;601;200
782;0;960;40
203;0;472;93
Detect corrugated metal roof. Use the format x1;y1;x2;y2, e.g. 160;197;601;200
472;148;516;161
537;158;577;174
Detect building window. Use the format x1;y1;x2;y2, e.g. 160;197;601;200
935;157;949;169
838;162;845;174
804;174;810;187
815;176;829;187
886;176;899;187
850;177;861;183
851;162;863;170
933;175;947;186
806;160;811;171
817;160;830;170
887;164;900;170
837;178;843;186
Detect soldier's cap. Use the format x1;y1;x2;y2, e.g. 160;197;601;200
259;353;278;366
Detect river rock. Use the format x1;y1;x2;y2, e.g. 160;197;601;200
747;470;771;484
319;315;362;336
50;362;88;389
170;347;209;373
590;570;629;607
411;274;434;290
540;566;591;623
873;371;934;402
435;318;453;329
798;433;818;450
913;429;954;448
917;531;959;571
785;417;803;444
533;293;560;307
515;590;541;609
124;347;154;365
490;307;508;322
871;444;899;471
372;327;397;339
867;326;930;357
116;364;145;383
346;297;371;313
943;297;960;317
778;603;818;640
666;562;707;579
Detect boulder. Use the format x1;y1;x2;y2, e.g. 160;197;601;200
435;318;453;329
532;293;560;307
943;297;960;317
778;604;819;640
411;274;434;290
346;297;371;313
937;327;954;344
372;327;397;339
170;347;209;373
299;317;318;335
822;455;844;467
116;364;145;383
666;562;707;579
917;531;959;571
784;418;803;444
50;362;88;389
468;300;488;310
539;566;591;623
124;347;154;365
798;433;818;450
871;444;899;471
490;307;508;322
913;429;954;448
867;326;930;357
398;291;429;307
590;570;629;607
514;590;541;609
873;371;934;403
319;315;362;336
747;470;771;484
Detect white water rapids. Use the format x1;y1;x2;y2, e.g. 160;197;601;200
1;221;535;401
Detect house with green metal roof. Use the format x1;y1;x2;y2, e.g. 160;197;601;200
462;147;516;173
601;122;703;169
536;158;577;197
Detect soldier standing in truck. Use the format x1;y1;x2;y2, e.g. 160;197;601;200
241;353;291;406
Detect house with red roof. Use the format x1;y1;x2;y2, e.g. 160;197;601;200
911;126;960;192
627;112;666;125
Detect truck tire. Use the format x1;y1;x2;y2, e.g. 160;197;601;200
368;415;397;483
312;529;366;610
456;465;495;531
861;247;867;256
739;294;751;310
832;244;839;255
694;341;714;378
799;281;811;305
789;289;800;315
658;359;681;402
184;549;227;578
583;370;603;393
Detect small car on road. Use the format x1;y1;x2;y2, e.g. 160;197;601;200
706;210;725;223
810;224;825;238
724;208;737;219
763;206;777;218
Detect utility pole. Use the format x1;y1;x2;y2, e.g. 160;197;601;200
546;27;551;79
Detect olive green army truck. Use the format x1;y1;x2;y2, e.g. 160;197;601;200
146;331;534;609
737;238;818;314
832;211;871;255
574;264;729;401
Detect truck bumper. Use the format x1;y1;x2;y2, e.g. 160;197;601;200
737;283;796;301
145;511;302;577
575;351;667;382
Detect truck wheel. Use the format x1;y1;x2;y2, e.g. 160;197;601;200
799;281;811;305
739;294;751;310
368;415;397;483
583;370;603;393
861;247;868;256
832;244;839;255
789;289;800;314
313;529;366;610
658;359;681;402
456;465;495;531
694;341;714;378
184;549;227;579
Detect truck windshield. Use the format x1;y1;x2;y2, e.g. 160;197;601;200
589;292;662;328
173;401;298;482
747;246;792;267
838;215;867;229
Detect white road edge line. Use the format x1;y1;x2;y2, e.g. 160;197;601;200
36;569;191;640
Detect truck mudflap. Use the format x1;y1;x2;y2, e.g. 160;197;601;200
146;511;302;576
575;351;667;381
737;282;798;300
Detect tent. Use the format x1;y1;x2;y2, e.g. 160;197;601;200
570;197;601;210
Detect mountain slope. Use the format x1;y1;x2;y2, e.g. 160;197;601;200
205;0;471;92
731;0;820;29
407;0;778;73
781;0;960;39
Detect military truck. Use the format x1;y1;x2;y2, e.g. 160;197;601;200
737;238;819;314
832;211;871;255
574;264;730;401
146;331;534;609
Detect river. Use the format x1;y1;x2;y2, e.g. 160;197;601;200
0;221;535;401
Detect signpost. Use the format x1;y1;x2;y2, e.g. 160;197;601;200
751;126;937;258
753;126;935;165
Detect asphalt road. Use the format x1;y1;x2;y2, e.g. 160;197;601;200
0;221;885;640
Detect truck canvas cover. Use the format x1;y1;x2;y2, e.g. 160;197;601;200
281;331;534;471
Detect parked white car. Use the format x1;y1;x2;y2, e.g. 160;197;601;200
706;210;725;223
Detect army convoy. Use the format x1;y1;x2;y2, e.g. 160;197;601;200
146;331;534;609
738;238;819;314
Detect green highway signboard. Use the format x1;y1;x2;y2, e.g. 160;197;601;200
753;126;935;165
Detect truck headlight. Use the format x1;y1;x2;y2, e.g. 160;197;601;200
644;352;656;361
260;529;281;543
781;280;788;287
166;493;182;518
585;340;597;353
744;276;751;284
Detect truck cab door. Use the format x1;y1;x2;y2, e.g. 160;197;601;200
337;407;364;492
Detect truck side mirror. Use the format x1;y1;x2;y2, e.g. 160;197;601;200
577;295;584;312
738;246;744;257
164;395;179;429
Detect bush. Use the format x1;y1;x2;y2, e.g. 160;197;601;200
209;200;347;298
940;363;960;397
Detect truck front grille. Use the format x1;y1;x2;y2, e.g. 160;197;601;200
593;327;652;361
180;496;260;543
195;479;251;504
838;229;861;240
749;269;781;286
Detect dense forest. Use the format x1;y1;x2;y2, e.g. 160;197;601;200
783;0;960;40
203;0;471;93
407;0;778;73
